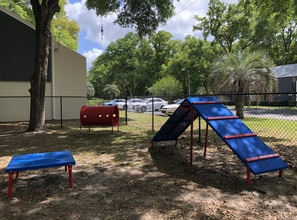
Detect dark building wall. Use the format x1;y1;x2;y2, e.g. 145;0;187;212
0;10;51;82
278;77;295;93
275;77;296;101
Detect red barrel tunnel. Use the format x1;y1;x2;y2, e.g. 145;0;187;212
80;105;119;127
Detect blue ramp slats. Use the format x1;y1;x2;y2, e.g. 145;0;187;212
187;96;288;175
246;158;288;175
225;137;288;174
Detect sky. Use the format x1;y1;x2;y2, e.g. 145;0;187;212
65;0;237;70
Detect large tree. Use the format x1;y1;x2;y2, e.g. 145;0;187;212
2;0;79;131
26;0;175;131
161;37;216;95
250;0;297;65
210;50;277;119
193;0;257;53
195;0;297;66
28;0;60;131
86;0;175;37
88;31;178;97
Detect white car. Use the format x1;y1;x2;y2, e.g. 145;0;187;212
135;98;168;112
127;99;145;110
161;99;184;116
103;99;126;110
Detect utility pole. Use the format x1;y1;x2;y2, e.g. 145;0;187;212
182;68;190;96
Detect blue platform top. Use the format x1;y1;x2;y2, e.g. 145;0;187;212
5;150;76;173
187;96;220;103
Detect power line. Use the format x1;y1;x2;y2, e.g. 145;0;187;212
174;0;200;17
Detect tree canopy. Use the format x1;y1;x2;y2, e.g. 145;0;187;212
150;76;183;98
86;0;176;37
194;0;297;65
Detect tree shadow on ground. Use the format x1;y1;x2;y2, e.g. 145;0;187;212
148;138;296;197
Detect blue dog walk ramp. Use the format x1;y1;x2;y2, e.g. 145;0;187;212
151;96;288;185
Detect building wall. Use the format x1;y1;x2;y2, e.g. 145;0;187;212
51;40;87;120
0;7;87;122
0;81;53;122
275;77;297;102
0;7;52;82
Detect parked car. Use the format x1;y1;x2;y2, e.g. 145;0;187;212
161;99;184;116
135;97;168;112
103;99;126;110
127;98;145;110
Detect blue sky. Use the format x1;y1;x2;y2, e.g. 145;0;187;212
65;0;237;70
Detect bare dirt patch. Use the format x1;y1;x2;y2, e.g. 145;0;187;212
0;120;297;219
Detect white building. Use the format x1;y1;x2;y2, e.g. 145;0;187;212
0;7;87;122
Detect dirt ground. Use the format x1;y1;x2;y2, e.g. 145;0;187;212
0;120;297;219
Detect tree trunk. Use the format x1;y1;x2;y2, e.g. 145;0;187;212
28;0;59;131
235;93;244;119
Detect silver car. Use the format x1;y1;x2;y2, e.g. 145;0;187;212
135;98;168;112
127;99;145;110
103;99;126;110
161;99;183;116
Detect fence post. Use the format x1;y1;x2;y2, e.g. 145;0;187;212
60;96;63;128
152;96;154;132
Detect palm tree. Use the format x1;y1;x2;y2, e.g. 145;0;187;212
210;50;277;119
102;84;120;99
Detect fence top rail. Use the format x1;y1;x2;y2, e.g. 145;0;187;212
0;96;87;98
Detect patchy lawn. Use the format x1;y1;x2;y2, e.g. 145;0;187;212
0;114;297;219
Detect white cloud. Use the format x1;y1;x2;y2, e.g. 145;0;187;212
83;48;104;70
65;0;238;70
65;0;135;68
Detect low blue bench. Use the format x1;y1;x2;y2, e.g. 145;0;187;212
5;150;76;198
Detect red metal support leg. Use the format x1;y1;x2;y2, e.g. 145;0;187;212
247;168;251;186
16;172;19;178
7;172;14;198
279;170;283;178
190;106;194;166
68;165;73;188
204;124;209;157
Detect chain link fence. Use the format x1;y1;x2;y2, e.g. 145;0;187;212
125;93;297;149
1;93;296;149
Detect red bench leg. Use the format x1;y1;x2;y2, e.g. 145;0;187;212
68;165;73;188
8;172;14;198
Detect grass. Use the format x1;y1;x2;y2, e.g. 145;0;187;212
0;109;295;161
242;116;297;146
